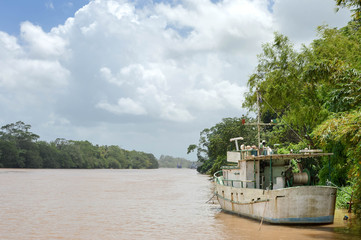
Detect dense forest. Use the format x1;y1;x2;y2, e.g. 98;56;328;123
0;121;158;169
158;155;196;168
189;0;361;216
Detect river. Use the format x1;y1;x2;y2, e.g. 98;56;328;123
0;168;359;239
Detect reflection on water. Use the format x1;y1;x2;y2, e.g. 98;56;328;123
0;168;359;240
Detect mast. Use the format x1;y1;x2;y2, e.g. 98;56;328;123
257;88;260;146
244;89;276;147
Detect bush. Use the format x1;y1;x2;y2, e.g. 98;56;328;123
336;185;354;209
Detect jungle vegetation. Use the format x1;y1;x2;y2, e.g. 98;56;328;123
0;121;159;169
189;1;361;216
158;155;196;168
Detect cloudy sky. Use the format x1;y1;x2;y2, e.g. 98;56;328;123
0;0;351;160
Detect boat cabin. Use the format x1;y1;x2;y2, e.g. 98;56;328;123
221;137;332;190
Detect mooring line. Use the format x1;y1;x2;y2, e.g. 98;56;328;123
259;190;269;231
206;192;217;203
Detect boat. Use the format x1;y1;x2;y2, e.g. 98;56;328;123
214;142;337;224
213;91;337;224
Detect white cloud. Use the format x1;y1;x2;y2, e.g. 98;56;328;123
20;21;68;59
45;113;71;127
0;0;351;159
156;0;273;53
0;28;69;109
96;98;147;115
273;0;351;47
1;59;69;90
107;0;135;21
0;32;22;56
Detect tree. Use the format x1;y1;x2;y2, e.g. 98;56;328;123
313;110;361;215
189;117;257;174
106;145;128;168
241;25;361;218
244;25;361;146
107;157;121;169
0;122;159;170
0;140;20;167
243;33;328;147
158;155;194;168
38;141;61;168
145;153;159;169
0;121;39;143
0;121;41;168
335;0;361;21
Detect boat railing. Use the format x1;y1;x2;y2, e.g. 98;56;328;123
213;170;224;185
221;179;255;188
213;170;223;178
221;165;239;169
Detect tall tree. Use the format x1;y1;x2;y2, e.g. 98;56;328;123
0;140;20;167
0;121;41;168
189;117;257;174
243;33;327;147
313;110;361;215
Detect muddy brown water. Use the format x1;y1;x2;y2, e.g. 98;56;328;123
0;168;359;239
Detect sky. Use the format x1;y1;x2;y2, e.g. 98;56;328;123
0;0;351;160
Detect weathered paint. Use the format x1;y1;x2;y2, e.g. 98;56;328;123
214;182;337;224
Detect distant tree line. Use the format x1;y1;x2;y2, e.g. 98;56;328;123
158;155;196;168
0;121;158;169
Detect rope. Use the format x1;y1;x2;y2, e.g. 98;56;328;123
259;190;269;231
205;192;216;203
326;180;358;200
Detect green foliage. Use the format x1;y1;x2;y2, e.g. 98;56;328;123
209;155;227;175
276;148;290;154
0;140;20;168
243;23;361;147
0;121;40;168
335;0;361;21
317;141;349;186
313;110;361;215
243;33;330;147
244;33;302;114
38;141;61;168
241;26;361;215
336;185;354;209
189;117;257;175
158;155;195;168
0;122;158;169
189;0;361;219
187;144;197;154
325;69;361;112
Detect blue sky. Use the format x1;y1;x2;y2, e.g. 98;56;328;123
0;0;275;34
0;1;90;35
0;0;351;160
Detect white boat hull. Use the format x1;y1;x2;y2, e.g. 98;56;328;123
215;184;337;224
